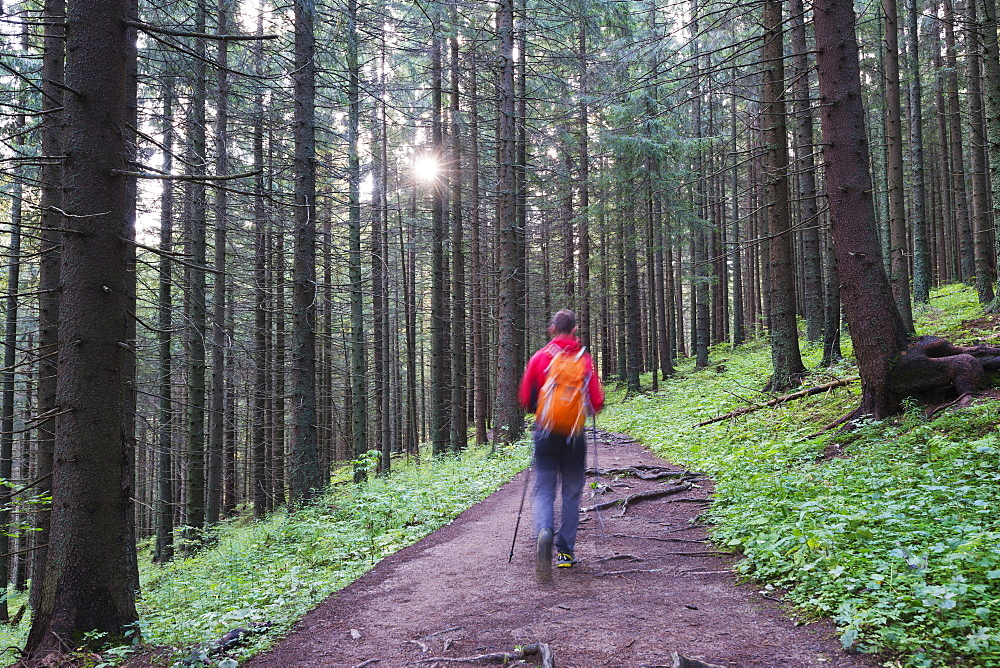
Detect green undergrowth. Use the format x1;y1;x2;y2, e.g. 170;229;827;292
0;443;530;666
600;284;1000;667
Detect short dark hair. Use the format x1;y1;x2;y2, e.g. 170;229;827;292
549;309;576;335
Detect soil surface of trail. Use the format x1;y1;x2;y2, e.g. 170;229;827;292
243;432;882;668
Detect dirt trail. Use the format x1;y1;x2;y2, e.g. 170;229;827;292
243;433;881;668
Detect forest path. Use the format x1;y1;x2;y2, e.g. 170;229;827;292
242;432;881;668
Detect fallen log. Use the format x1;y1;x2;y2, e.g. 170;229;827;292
410;642;554;666
694;376;858;427
582;483;692;515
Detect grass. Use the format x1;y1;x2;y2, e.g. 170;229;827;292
599;284;1000;667
0;442;530;666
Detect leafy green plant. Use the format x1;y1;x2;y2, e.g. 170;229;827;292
600;285;1000;667
0;443;530;665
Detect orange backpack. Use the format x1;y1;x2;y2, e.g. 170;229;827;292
536;345;589;438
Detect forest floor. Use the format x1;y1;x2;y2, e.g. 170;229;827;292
241;432;885;668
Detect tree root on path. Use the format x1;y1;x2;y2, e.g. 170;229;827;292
596;567;667;577
615;533;706;544
644;653;727;668
587;465;700;481
583;483;692;515
409;642;554;666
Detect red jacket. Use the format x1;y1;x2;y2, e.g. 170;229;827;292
518;335;604;414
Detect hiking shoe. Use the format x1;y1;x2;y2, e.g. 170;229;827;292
536;528;553;578
556;552;576;568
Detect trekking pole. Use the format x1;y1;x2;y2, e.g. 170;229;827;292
508;450;533;563
591;413;607;539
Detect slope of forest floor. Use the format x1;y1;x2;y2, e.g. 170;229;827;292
240;431;881;668
4;284;998;668
599;284;1000;667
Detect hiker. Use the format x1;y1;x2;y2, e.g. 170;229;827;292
519;309;604;571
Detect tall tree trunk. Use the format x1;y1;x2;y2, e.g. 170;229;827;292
450;13;468;453
943;0;975;284
430;27;451;455
515;0;528;370
789;0;824;341
762;0;806;391
495;0;522;444
980;0;1000;311
290;0;322;502
207;0;231;526
813;0;911;418
372;12;390;472
252;9;268;519
691;0;710;369
578;24;592;351
469;56;489;446
185;0;208;540
0;94;24;623
730;77;746;346
347;0;368;478
907;0;931;303
624;206;642;394
24;0;139;653
154;85;175;562
968;0;998;303
270;141;286;508
884;0;916;329
822;225;844;364
33;0;65;613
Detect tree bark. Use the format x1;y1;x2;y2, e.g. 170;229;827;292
967;0;997;303
154;85;175;562
0;89;24;623
884;0;915;329
252;9;268;519
185;0;208;540
207;0;230;526
762;0;806;391
495;0;523;444
347;0;368;478
450;13;468;453
24;0;139;654
290;0;322;503
814;0;911;418
943;0;975;284
907;0;931;303
430;25;451;456
32;0;65;613
979;0;1000;311
789;0;824;341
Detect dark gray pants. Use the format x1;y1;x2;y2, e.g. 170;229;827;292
532;430;586;555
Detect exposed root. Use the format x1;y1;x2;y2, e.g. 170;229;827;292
615;533;706;544
409;642;554;666
582;483;692;515
587;465;699;480
595;567;667;577
671;652;727;668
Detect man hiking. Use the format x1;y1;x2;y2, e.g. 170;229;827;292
519;309;604;575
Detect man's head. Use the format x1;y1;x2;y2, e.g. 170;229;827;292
548;309;577;337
